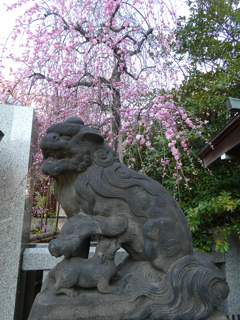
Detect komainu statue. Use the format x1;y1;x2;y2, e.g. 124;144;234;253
29;116;229;320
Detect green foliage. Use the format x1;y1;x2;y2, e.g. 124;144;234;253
32;181;57;234
160;0;240;252
34;192;47;209
181;154;240;253
176;0;240;69
32;228;42;235
173;0;240;131
124;119;240;253
185;187;240;252
34;191;57;219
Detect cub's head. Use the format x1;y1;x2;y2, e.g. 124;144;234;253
48;214;85;258
40;117;105;177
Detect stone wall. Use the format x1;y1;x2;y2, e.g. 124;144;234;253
218;232;240;315
0;104;34;320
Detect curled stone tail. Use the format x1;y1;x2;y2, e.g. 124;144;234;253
130;256;229;320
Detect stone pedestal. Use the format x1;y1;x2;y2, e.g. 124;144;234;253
28;286;144;320
210;233;240;316
28;256;229;320
0;104;34;320
28;284;228;320
223;233;240;314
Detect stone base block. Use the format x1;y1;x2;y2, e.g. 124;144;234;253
28;284;145;320
28;271;228;320
28;255;229;320
206;310;228;320
29;288;227;320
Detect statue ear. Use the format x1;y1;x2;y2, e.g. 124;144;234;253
82;129;104;143
65;117;84;125
100;253;106;264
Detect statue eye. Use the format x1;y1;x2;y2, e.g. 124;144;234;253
67;126;74;133
61;135;71;141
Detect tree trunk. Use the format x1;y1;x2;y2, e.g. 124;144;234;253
111;88;122;159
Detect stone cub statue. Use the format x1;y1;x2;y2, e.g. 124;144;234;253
48;237;121;297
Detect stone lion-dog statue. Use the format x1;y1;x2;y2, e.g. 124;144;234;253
39;117;229;320
41;116;192;273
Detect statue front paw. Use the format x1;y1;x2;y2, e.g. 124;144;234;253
65;288;80;298
111;286;121;295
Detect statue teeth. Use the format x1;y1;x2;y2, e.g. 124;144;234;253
48;157;58;163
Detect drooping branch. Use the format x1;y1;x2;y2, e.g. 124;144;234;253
29;72;50;81
129;28;154;56
66;80;94;88
28;72;95;90
74;22;91;41
126;66;156;80
108;2;120;29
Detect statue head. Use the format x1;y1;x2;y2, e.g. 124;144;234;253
40;117;110;177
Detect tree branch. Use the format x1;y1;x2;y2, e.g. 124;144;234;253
129;28;154;56
74;22;90;41
109;2;120;28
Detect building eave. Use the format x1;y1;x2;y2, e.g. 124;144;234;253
198;114;240;166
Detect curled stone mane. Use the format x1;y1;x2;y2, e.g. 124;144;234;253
76;161;166;217
93;143;119;167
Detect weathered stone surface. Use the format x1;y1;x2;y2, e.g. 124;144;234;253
29;256;229;320
0;104;33;320
221;232;240;314
29;117;229;320
41;116;193;272
22;245;128;271
28;263;227;320
28;285;146;320
206;309;228;320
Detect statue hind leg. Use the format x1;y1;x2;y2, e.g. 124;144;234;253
143;217;193;272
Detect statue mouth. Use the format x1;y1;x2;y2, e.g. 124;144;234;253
49;241;62;257
50;250;62;258
41;148;82;176
46;156;60;163
43;150;73;162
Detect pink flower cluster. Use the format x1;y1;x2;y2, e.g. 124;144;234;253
0;0;203;191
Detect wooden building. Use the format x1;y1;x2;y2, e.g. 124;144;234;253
198;114;240;166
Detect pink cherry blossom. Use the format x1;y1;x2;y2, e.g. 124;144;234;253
0;0;203;193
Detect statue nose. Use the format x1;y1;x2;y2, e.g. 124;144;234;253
40;132;60;149
45;132;60;141
49;240;58;252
